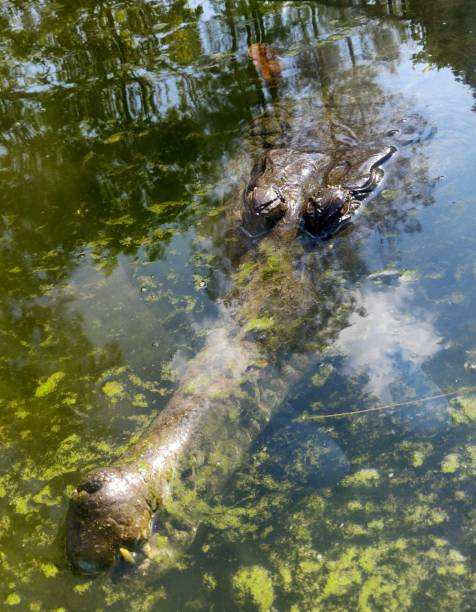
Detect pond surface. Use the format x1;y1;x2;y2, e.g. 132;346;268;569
0;0;475;610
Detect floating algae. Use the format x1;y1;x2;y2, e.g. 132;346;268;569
192;405;475;612
34;372;66;398
231;565;274;612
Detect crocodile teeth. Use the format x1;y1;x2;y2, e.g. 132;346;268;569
119;547;135;564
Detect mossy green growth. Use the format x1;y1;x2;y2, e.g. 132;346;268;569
441;453;460;473
411;451;425;468
243;317;275;334
311;363;334;387
148;200;187;216
454;395;476;422
32;485;60;507
232;565;274;612
342;468;380;487
232;235;322;354
323;546;362;597
4;593;21;606
102;380;125;398
357;574;398;612
34;372;65;398
40;563;58;578
73;582;92;594
13;495;32;515
202;572;217;591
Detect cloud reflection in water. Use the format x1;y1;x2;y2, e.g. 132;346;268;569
335;282;450;435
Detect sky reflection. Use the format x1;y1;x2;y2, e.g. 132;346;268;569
335;280;450;434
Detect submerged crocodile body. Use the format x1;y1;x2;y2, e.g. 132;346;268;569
67;325;311;574
66;122;396;575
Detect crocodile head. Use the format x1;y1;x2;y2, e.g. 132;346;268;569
243;148;332;235
66;467;154;575
242;144;396;237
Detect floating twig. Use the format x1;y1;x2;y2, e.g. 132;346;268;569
300;385;476;420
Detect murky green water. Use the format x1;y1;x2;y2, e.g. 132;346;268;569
0;0;475;609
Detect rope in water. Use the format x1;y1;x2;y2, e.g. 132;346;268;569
301;384;476;420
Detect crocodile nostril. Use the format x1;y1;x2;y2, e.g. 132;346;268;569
77;480;103;495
